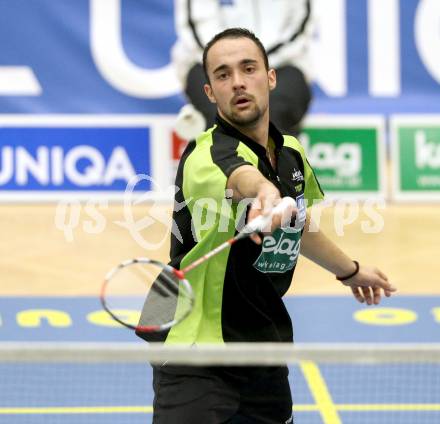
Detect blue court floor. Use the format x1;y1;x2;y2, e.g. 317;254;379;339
1;361;439;424
1;296;439;424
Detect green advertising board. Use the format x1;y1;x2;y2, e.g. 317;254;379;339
301;116;386;199
391;116;440;201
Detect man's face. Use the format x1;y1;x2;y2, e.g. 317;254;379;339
204;37;276;128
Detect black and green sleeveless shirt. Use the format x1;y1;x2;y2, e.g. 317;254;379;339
139;115;323;345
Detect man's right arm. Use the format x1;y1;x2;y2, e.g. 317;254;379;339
227;165;294;244
227;165;278;202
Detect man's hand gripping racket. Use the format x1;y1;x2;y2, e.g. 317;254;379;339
100;197;297;333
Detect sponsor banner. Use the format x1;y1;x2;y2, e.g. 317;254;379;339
300;115;386;199
0;0;438;115
170;116;387;199
390;115;440;202
310;0;440;115
0;115;176;201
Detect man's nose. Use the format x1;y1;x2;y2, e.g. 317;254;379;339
231;71;245;90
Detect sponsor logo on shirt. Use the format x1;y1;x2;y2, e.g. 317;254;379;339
291;169;304;182
293;194;306;231
253;194;306;274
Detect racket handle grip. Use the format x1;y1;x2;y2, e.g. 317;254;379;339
244;197;297;234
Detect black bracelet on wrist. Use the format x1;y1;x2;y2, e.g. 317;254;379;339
336;260;360;281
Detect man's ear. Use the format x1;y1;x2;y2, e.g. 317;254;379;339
204;83;217;104
268;68;277;91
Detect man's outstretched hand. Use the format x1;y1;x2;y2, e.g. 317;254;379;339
341;265;397;305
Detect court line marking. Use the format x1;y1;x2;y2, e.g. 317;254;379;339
300;360;342;424
1;403;440;415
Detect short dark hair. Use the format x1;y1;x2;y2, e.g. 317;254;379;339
202;28;269;83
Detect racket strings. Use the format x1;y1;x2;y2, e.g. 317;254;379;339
103;261;193;332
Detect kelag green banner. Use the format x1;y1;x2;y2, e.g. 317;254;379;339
391;116;440;201
301;117;386;198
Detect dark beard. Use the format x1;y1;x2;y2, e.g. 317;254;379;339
224;104;262;128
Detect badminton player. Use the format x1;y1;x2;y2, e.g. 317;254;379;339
143;28;396;424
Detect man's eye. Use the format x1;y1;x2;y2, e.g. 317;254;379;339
217;73;228;80
245;66;255;73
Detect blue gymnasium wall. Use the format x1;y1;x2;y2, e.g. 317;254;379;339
0;0;439;197
0;0;439;114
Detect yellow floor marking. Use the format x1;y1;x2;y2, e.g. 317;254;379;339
1;403;439;415
300;360;342;424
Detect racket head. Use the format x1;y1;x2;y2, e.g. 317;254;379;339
100;258;194;333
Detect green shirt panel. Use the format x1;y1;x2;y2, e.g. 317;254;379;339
166;133;241;344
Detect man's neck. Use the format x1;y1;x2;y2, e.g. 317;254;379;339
239;121;269;149
220;112;270;148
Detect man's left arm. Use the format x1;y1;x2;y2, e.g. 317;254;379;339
300;212;397;305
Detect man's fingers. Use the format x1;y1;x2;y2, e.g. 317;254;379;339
376;278;397;293
273;204;297;230
352;286;383;305
353;286;384;305
247;199;268;235
376;268;389;282
351;287;364;303
373;286;382;305
248;196;297;235
362;286;373;305
371;269;396;292
358;272;397;293
262;194;278;215
345;266;396;305
250;232;262;245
